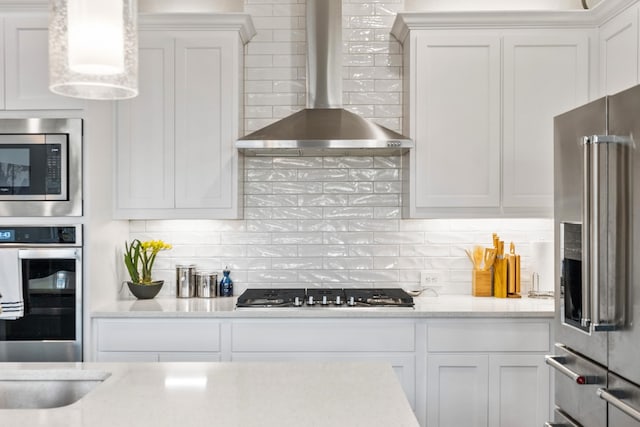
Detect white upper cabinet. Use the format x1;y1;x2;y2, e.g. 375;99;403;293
409;32;501;214
502;33;589;212
2;14;84;110
114;14;254;219
393;13;592;218
599;2;639;95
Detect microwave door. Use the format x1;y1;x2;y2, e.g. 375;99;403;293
553;96;608;366
607;84;640;386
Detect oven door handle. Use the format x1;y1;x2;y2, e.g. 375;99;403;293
18;248;81;260
598;388;640;422
545;354;598;385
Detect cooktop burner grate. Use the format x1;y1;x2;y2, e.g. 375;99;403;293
236;288;414;308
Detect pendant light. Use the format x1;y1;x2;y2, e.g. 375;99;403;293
49;0;138;100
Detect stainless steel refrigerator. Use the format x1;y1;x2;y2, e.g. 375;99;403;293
548;83;640;426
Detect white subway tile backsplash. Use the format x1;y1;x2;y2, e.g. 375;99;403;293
245;182;273;194
298;194;349;207
348;269;399;283
324;232;374;245
344;54;375;66
247;245;297;257
373;207;401;219
298;169;350;181
298;220;350;232
324;182;374;194
245;194;297;207
247;220;299;232
272;182;323;194
349;244;399;257
349;219;398;232
324;207;373;219
246;169;297;182
325;257;373;270
374;182;402;193
299;245;349;257
374;232;425;245
350;168;399;181
273;157;323;168
272;233;324;244
298;270;350;284
271;207;323;219
131;1;554;296
349;194;399;206
272;258;323;270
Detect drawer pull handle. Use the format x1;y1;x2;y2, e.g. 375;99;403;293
598;388;640;422
545;355;596;384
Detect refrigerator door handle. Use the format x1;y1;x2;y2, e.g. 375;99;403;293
545;354;599;384
598;387;640;422
582;134;633;332
581;136;593;329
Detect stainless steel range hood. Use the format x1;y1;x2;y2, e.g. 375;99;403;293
235;0;413;156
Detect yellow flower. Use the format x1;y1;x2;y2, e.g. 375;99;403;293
124;239;172;284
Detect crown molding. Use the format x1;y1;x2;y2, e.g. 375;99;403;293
391;0;638;43
139;13;256;44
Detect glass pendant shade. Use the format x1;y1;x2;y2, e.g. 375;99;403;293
49;0;138;100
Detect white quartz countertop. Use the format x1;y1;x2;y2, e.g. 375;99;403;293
0;361;419;427
92;294;554;318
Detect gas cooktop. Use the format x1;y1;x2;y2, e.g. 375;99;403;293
236;288;414;308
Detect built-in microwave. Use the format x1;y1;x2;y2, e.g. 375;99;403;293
0;118;82;217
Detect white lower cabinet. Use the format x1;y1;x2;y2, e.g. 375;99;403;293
424;320;551;427
94;318;222;362
427;354;489;426
91;316;551;427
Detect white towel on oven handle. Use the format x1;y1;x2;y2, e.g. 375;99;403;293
0;248;25;320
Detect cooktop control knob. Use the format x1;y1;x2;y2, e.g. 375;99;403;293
321;295;328;305
294;296;302;307
308;295;314;305
347;296;356;306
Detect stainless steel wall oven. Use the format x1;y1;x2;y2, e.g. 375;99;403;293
0;225;82;362
0;118;82;216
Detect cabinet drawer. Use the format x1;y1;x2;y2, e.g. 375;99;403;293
97;319;220;352
427;321;550;352
232;320;415;352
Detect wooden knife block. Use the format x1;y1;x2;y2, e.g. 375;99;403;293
472;270;492;297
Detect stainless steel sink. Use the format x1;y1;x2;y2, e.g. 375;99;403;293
0;369;111;409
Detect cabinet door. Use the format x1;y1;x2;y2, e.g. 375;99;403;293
488;354;550;427
502;33;589;213
4;16;84;110
426;354;489;427
410;33;501;217
174;34;238;211
115;33;175;211
599;4;639;96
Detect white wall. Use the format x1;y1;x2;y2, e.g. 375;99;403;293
124;0;554;299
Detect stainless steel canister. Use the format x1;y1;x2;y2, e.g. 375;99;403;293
196;272;218;298
176;264;196;298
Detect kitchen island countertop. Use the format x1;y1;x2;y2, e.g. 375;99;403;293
0;361;418;427
91;294;554;318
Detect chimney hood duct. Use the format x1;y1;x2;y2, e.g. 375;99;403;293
235;0;413;156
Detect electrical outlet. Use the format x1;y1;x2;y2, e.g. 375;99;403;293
420;270;441;287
